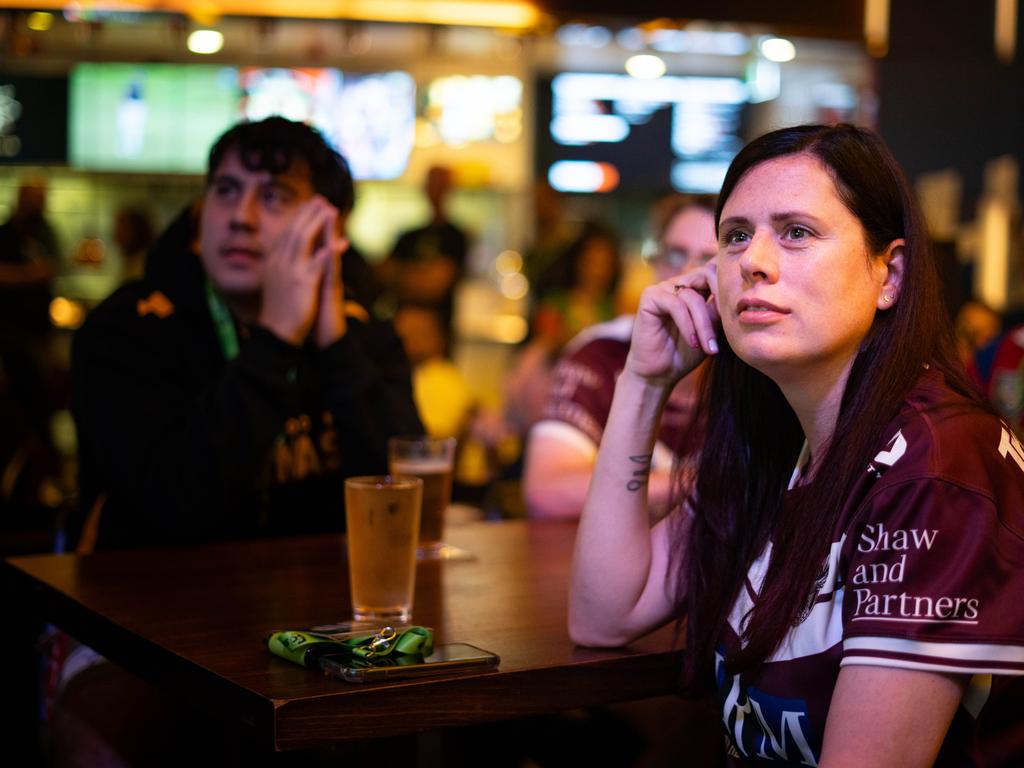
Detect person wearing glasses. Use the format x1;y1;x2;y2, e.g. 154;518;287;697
523;196;716;520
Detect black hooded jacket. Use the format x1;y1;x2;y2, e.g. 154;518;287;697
68;208;423;550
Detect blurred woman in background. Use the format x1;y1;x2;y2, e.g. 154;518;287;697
531;221;622;352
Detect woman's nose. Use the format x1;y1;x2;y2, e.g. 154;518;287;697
738;230;779;283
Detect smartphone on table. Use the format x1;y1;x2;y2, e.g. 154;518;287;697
320;642;499;683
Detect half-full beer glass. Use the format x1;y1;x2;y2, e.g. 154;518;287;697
388;436;466;560
344;476;422;623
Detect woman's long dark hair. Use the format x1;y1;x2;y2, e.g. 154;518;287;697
673;124;986;690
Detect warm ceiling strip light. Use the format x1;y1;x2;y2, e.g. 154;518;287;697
5;0;542;29
863;0;889;57
995;0;1018;63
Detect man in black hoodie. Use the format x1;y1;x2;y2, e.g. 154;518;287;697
48;118;424;765
67;116;422;551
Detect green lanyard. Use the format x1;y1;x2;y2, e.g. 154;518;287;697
205;279;240;361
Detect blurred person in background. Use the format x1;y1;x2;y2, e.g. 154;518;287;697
530;221;623;352
50;117;422;766
951;298;1001;382
0;176;61;512
523;179;578;303
0;177;59;319
487;221;625;509
377;164;469;346
982;313;1024;434
112;205;156;283
393;302;474;440
523;196;716;521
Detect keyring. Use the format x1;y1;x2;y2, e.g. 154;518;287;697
368;626;397;653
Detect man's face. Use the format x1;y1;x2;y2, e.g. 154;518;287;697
199;149;316;298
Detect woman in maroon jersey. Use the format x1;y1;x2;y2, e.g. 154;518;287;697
570;124;1024;766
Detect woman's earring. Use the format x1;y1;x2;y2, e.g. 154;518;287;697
882;294;893;303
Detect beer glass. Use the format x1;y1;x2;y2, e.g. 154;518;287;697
344;475;422;623
388;436;468;560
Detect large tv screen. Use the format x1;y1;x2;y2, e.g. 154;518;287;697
238;67;415;180
536;72;749;195
70;63;416;179
70;63;238;173
0;73;69;165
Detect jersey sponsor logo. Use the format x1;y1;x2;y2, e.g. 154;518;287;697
851;523;980;624
998;425;1024;473
866;430;906;477
716;652;820;766
873;430;907;467
857;522;936;553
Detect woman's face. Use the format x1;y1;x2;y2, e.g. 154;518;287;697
716;153;894;382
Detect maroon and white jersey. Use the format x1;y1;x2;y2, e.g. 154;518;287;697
717;369;1024;766
532;315;699;468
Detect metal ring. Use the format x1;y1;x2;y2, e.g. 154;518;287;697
368;626;397;653
673;283;687;295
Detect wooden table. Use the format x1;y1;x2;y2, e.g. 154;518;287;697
5;520;684;752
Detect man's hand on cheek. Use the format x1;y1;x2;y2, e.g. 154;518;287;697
315;227;350;348
258;196;338;347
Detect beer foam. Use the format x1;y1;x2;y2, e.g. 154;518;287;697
391;459;451;475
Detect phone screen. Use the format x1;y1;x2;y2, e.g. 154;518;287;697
320;642;499;683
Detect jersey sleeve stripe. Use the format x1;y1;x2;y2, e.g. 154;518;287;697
841;652;1024;676
842;636;1024;673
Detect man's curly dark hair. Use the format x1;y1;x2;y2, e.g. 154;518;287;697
206;116;355;214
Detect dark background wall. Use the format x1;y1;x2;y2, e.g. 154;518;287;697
878;0;1024;219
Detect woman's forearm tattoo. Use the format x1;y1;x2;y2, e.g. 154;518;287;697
626;454;652;492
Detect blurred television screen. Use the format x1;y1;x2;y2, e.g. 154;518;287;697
536;72;749;195
70;63;416;179
422;75;523;146
70;63;238;173
239;67;416;180
0;73;68;165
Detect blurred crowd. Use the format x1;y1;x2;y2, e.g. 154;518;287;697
7;157;1024;550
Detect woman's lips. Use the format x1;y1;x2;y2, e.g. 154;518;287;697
736;298;790;323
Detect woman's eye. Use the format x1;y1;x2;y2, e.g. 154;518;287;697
725;231;749;245
787;226;810;240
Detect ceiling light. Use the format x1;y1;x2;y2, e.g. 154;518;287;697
625;54;667;79
864;0;890;57
187;29;223;54
760;37;796;62
7;1;542;30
